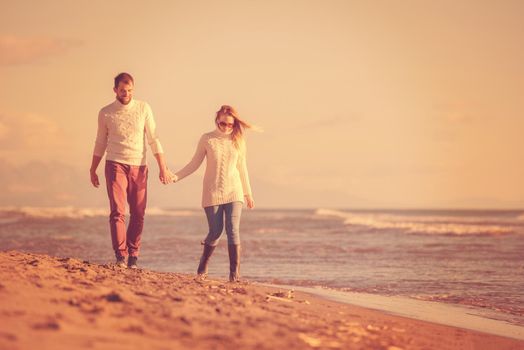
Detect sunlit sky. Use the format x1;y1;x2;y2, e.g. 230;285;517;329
1;0;523;208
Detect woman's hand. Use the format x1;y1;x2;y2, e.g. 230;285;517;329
245;195;255;209
159;168;173;185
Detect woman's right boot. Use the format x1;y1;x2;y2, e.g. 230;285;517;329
197;244;216;279
228;244;241;282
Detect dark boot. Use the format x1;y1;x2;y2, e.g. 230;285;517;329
197;244;216;278
127;256;138;269
228;244;241;282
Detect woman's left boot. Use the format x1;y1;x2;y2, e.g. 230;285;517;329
228;244;241;282
197;244;216;279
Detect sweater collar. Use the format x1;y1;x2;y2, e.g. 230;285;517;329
113;98;135;109
214;127;233;138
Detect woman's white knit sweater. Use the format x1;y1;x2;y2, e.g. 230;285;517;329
175;129;252;208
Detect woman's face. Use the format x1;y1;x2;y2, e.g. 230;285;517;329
217;115;235;133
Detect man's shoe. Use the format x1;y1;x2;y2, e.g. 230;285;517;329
116;256;126;268
127;256;138;269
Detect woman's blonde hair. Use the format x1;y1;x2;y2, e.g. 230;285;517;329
215;105;252;149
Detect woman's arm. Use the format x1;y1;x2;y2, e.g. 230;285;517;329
237;140;254;208
174;135;206;182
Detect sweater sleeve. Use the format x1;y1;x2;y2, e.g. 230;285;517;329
175;135;206;182
236;140;252;197
93;110;108;157
144;102;164;154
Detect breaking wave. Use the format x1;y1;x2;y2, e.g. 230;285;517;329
0;206;200;220
315;209;519;235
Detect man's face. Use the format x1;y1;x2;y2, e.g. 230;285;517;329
113;82;134;105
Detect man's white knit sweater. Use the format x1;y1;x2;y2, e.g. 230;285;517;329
93;99;163;166
175;129;252;208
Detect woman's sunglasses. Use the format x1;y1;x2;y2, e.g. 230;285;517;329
218;121;235;128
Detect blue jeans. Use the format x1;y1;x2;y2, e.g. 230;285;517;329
203;202;242;246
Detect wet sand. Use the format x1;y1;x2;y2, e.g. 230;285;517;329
1;251;522;350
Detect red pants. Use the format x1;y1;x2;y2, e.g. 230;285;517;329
105;160;148;258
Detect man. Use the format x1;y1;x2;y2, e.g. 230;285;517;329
90;72;172;269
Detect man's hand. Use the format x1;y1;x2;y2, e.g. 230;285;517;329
169;170;178;183
89;156;102;188
245;195;255;209
90;170;100;188
159;168;173;185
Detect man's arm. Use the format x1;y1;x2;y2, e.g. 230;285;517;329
90;155;103;188
154;153;173;185
144;103;173;184
90;110;107;188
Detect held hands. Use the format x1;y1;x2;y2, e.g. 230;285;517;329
245;195;255;209
159;168;175;185
91;168;176;186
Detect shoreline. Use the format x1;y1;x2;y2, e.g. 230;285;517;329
261;284;524;341
1;250;523;350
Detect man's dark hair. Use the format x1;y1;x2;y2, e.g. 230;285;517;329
114;72;134;88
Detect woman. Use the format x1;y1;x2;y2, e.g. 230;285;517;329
172;105;255;282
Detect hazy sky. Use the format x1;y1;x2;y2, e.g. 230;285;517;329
1;0;523;208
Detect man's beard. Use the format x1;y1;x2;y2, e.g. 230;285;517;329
117;96;131;104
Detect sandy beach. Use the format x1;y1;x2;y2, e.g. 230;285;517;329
1;251;522;350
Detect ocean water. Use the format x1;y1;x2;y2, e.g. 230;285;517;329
1;207;523;326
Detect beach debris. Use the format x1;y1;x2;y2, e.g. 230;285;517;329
32;320;60;330
326;340;343;348
269;290;294;299
123;325;145;334
391;327;406;333
0;331;17;341
265;295;293;303
134;290;154;298
105;291;124;302
28;259;39;266
170;296;184;302
338;322;371;341
68;298;80;306
265;290;295;302
232;287;248;294
179;316;191;325
298;333;322;347
366;324;381;332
